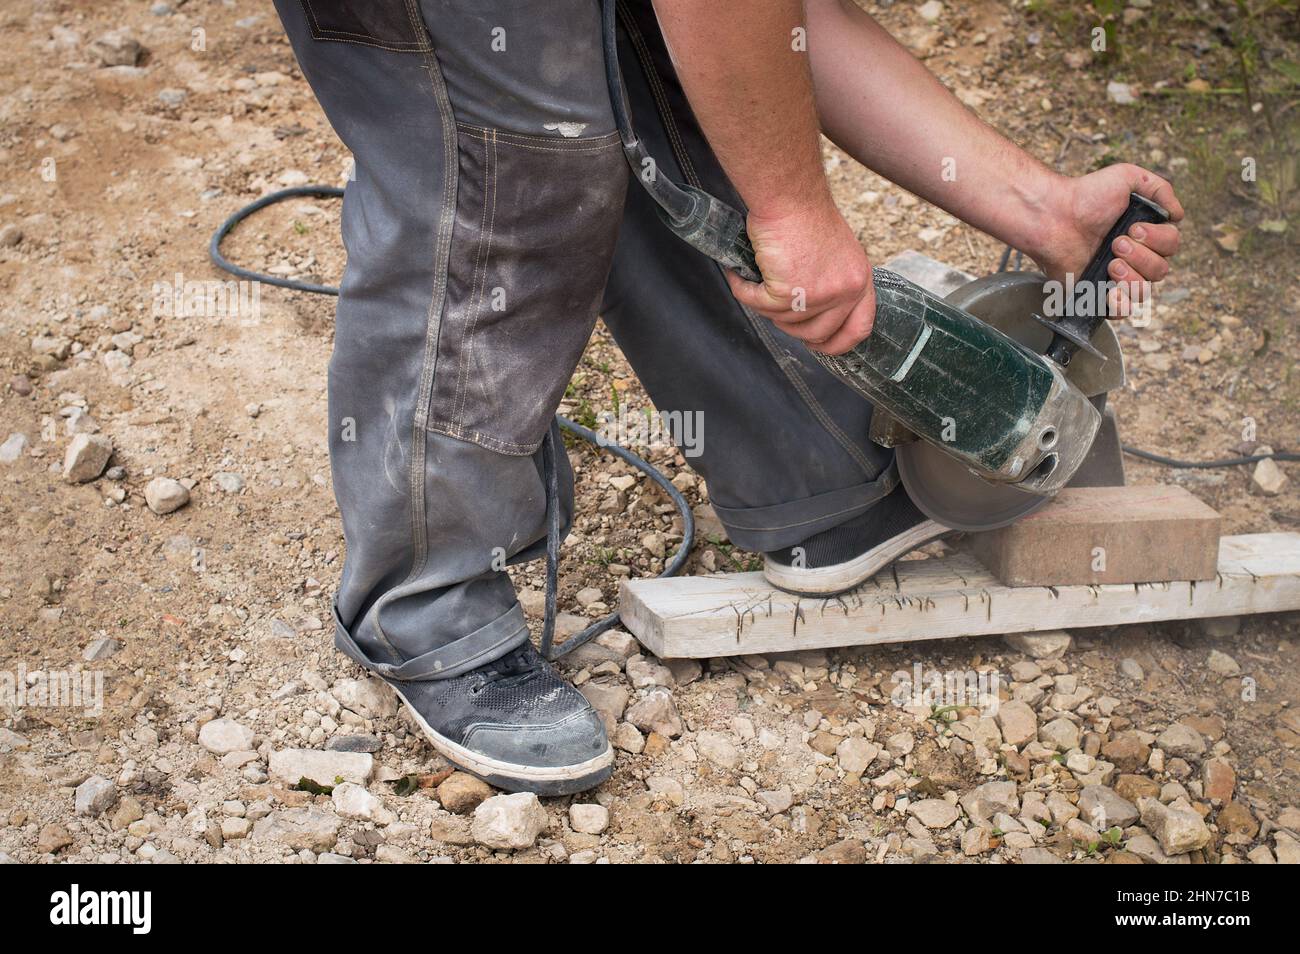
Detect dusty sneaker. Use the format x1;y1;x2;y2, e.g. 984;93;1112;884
763;484;949;597
387;641;612;796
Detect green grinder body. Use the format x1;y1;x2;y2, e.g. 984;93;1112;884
814;269;1100;495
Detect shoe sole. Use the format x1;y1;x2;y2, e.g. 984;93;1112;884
391;685;614;797
763;519;951;598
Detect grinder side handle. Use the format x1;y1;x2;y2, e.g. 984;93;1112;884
1044;192;1170;367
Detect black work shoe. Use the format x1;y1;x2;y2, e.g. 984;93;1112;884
386;642;612;796
763;484;949;597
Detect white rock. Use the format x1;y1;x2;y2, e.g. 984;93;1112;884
611;721;644;753
252;807;340;852
75;775;117;816
0;432;29;464
199;718;256;755
89;29;144;67
221;817;251;840
1206;650;1240;677
63;433;113;483
696;731;740;770
1118;658;1145;681
145;477;190;514
569;803;609;834
1107;81;1137;105
626;688;683;738
82;637;122;661
995;700;1038;747
1003;631;1072;660
1140;798;1210;855
1250;458;1287;496
472;792;548;850
331;782;395;825
908;799;959;829
835;737;880;776
102;350;132;373
1078;785;1139;829
269;748;373;786
626;654;674;688
1039;717;1080;751
212;472;244;492
332;677;397;719
756;786;794;815
960;781;1018;822
917;0;944;22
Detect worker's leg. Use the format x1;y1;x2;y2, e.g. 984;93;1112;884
602;0;921;564
272;0;625;792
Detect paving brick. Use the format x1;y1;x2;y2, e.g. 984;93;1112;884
965;485;1220;586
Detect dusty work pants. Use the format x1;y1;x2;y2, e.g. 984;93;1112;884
273;0;896;679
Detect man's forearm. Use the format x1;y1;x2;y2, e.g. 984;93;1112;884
652;0;830;218
805;0;1064;258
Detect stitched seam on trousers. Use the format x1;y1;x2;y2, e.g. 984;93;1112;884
425;420;541;456
464;140;620;155
451;127;490;424
729;503;885;534
453;128;498;425
373;0;458;664
618;0;700;187
454;122;621;149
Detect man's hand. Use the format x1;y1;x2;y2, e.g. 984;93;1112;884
1036;163;1185;318
726;199;876;355
652;0;876;354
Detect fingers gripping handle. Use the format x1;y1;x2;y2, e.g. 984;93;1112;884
1044;192;1170;367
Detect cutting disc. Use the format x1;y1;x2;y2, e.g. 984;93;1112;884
896;271;1119;532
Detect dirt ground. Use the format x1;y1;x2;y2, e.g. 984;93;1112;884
1;0;1297;864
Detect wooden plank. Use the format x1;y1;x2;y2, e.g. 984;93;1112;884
965;485;1222;586
618;532;1300;659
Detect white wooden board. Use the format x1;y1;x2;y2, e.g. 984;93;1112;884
618;533;1300;659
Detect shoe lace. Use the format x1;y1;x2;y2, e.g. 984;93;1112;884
471;646;546;694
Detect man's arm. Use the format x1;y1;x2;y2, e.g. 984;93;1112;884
653;0;875;354
804;0;1183;311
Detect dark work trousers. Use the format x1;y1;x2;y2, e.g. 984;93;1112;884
273;0;897;681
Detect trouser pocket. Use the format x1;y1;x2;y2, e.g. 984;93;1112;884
298;0;431;51
428;125;628;455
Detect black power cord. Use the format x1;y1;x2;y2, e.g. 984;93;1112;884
210;186;695;661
